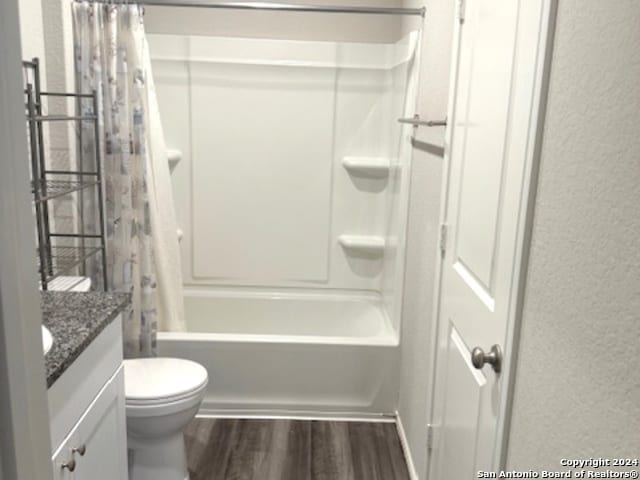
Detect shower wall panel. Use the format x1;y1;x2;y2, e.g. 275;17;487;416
190;63;334;282
149;34;417;296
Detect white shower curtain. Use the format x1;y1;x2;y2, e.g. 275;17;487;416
72;2;185;356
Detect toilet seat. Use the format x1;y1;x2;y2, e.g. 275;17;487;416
124;357;208;406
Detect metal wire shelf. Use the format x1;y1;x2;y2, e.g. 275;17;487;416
38;246;104;283
24;57;108;291
32;179;100;202
33;114;98;122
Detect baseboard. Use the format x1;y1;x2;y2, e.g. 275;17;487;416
396;411;420;480
196;407;396;423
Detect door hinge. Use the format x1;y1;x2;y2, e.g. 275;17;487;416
458;0;466;23
439;224;448;258
427;424;436;450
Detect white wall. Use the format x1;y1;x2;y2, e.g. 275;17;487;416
19;0;77;234
380;31;421;333
144;0;404;43
395;0;455;478
18;0;46;72
508;0;640;467
41;0;78;233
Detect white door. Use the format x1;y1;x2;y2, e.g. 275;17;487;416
429;0;555;478
0;0;54;479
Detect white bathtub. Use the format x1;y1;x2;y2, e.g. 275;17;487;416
157;290;399;417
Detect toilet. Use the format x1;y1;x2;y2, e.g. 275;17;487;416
124;357;208;480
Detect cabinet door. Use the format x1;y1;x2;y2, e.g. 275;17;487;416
75;366;128;480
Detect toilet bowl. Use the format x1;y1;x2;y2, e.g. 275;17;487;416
124;357;208;480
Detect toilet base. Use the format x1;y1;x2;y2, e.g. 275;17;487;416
128;432;190;480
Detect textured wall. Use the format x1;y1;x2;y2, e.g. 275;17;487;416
396;0;455;478
508;0;640;467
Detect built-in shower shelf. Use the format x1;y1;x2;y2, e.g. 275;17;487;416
338;235;385;254
342;156;390;177
167;148;183;170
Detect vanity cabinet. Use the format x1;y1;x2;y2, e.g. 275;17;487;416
48;316;128;480
52;367;127;479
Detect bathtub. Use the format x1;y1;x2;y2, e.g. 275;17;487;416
157;289;399;417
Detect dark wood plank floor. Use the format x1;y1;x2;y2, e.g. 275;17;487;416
184;418;411;480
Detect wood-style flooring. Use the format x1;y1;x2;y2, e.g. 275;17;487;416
184;418;411;480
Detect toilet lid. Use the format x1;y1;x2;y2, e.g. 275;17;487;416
124;357;208;402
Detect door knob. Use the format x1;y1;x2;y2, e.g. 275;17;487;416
471;344;503;373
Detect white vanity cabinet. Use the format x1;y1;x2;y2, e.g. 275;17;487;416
48;316;128;480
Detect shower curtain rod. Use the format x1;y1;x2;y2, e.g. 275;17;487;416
80;1;425;17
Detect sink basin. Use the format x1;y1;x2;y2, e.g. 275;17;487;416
42;325;53;355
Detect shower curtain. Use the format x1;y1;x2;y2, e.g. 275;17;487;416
72;2;186;356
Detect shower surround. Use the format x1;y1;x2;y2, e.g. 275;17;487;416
149;32;419;415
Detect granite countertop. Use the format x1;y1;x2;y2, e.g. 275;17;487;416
42;291;131;388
